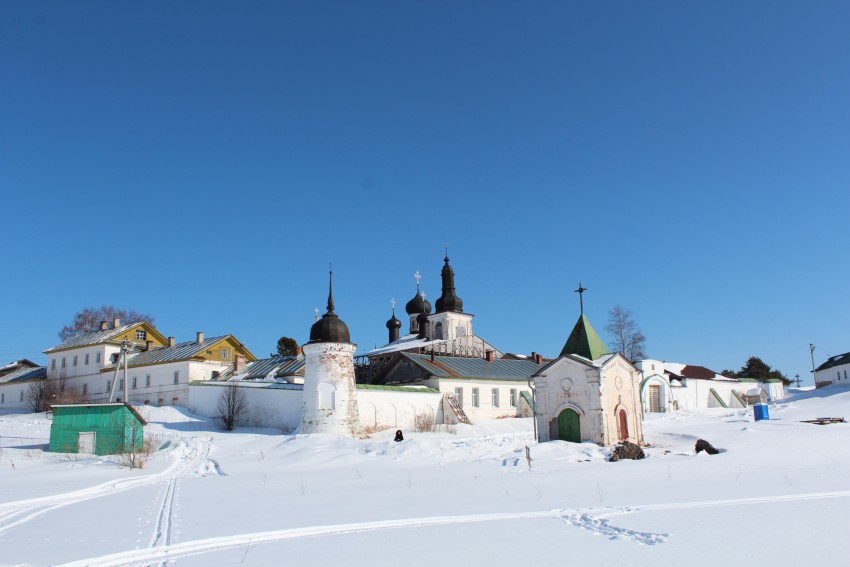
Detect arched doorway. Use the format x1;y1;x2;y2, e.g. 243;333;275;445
557;409;581;443
618;409;629;440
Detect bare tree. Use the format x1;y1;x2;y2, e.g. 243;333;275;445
605;305;646;361
27;370;88;412
215;382;248;431
58;306;156;341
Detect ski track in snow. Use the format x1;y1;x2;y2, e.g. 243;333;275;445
0;434;215;538
55;489;850;567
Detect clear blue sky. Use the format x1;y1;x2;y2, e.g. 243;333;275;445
2;1;848;384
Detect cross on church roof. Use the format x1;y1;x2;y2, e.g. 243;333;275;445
314;307;319;321
575;282;587;315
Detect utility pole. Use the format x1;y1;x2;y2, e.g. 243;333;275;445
810;343;818;388
794;374;801;388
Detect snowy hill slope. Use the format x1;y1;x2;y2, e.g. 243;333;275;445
1;386;849;566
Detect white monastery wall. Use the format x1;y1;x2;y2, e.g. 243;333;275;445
188;381;304;430
356;389;443;430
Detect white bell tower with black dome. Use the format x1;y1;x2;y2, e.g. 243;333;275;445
299;269;362;437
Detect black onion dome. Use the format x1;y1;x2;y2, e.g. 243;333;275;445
309;270;351;343
386;312;402;330
435;254;463;313
405;290;432;316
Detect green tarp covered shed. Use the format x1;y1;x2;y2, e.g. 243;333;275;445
48;403;146;455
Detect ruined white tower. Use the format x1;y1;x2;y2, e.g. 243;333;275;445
299;270;362;437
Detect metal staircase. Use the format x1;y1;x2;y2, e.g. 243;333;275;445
443;392;471;424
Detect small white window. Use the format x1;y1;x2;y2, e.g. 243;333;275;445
491;388;500;407
73;355;78;366
173;371;179;384
51;359;56;370
84;353;89;365
132;376;137;389
220;348;232;360
61;358;66;368
145;375;151;388
472;388;480;407
454;387;463;407
96;352;101;363
106;380;111;392
82;383;88;395
20;391;24;402
510;388;517;407
136;330;147;341
1;393;4;403
119;379;124;390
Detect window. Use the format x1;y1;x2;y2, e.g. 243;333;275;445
82;383;88;395
1;393;4;403
845;370;848;381
145;375;151;388
96;352;101;363
61;358;66;368
491;388;500;407
20;391;24;402
51;359;56;370
472;388;480;407
173;371;179;384
73;355;78;366
111;353;119;363
119;379;124;390
454;387;463;407
510;388;517;407
106;380;111;392
136;330;147;341
132;376;137;389
434;322;443;340
84;353;89;365
219;348;232;360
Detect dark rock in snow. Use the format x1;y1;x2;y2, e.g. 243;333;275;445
694;439;719;455
609;441;646;462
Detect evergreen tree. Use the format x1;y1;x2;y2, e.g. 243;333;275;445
728;356;790;386
275;336;299;356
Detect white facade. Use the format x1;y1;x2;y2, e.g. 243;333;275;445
533;353;644;446
636;359;784;412
814;354;850;388
299;342;362;436
435;379;531;422
427;311;473;342
0;381;34;412
46;344;119;380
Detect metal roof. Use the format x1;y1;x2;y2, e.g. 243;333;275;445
102;336;232;369
0;365;46;384
45;323;147;353
403;353;541;381
232;356;305;381
816;351;850;372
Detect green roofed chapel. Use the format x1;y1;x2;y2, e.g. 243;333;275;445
532;286;644;446
560;314;610;360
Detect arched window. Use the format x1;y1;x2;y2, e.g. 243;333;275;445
435;322;443;340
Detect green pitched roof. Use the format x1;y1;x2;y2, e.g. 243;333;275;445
560;314;609;360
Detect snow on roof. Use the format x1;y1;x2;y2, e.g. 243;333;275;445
363;334;446;356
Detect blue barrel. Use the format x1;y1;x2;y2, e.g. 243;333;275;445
753;404;769;421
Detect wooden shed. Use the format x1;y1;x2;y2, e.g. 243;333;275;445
48;403;146;455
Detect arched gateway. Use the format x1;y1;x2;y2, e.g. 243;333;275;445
557;408;581;443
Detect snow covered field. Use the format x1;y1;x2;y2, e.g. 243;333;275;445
2;386;849;566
